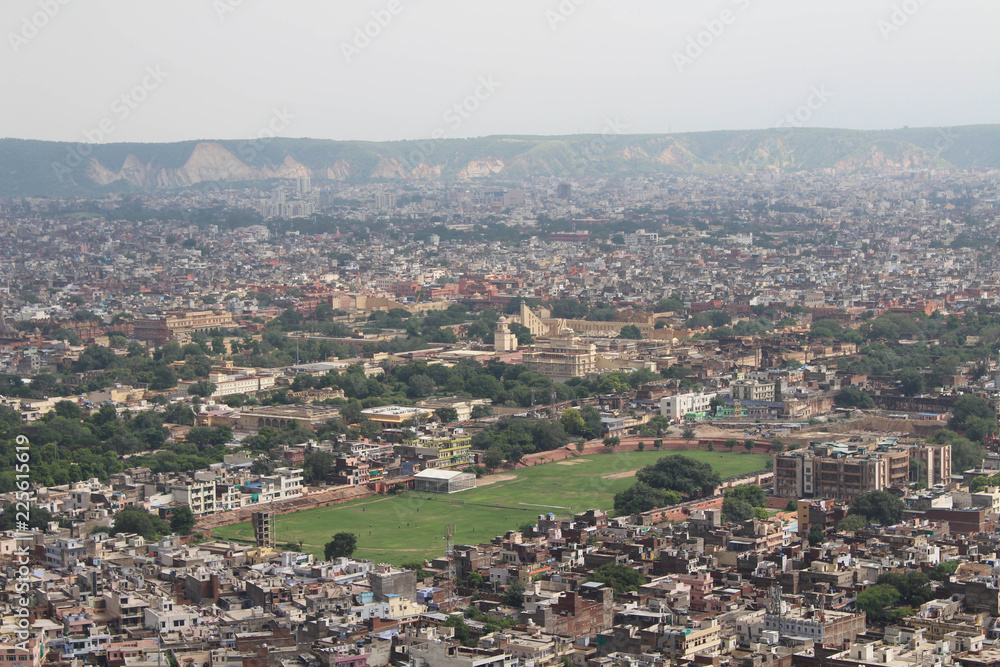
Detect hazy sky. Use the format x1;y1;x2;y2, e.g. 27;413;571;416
2;0;997;143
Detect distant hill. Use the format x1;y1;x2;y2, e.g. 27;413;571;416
2;125;999;197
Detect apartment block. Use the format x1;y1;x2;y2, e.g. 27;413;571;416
774;441;911;501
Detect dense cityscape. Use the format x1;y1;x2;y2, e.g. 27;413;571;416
0;161;999;667
3;0;1000;663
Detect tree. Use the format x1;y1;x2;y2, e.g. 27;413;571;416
0;503;52;531
577;405;604;439
723;496;756;522
898;369;925;397
653;439;662;450
250;458;276;476
560;408;586;436
187;380;216;398
150;366;178;390
743;439;755;453
641;415;673;437
849;490;905;526
856;584;902;624
949;395;996;432
435;407;459;423
929;560;959;581
303;451;335;483
407;374;436;398
807;522;826;546
725;439;738;452
603;436;620;450
931;429;986;472
54;400;83;420
834;387;875;409
587;562;645;594
483;447;504;471
769;438;784;453
504;580;525;608
163;401;194;425
470;404;493;419
837;514;868;532
324;532;358;559
635;455;721;496
340;400;364;425
877;571;932;607
185;426;217;449
637;441;645;451
532;419;570;451
509;322;534;345
965;416;999;444
359;419;382;439
112;505;170;540
681;426;696;442
617;325;642;340
614;482;681;514
467;572;485;588
506;446;524;466
726;484;767;507
170;506;196;535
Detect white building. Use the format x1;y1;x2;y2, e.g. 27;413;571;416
45;538;86;570
143;597;198;633
171;480;217;516
258;467;304;503
660;391;717;421
194;371;276;398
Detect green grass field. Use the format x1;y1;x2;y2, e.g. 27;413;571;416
213;450;767;565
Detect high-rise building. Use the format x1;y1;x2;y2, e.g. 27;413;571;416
251;511;275;549
374;193;397;209
296;174;311;194
557;183;572;199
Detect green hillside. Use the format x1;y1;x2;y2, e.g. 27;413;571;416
2;125;997;197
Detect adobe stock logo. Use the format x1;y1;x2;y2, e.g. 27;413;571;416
52;65;169;182
8;0;73;53
775;86;834;128
214;0;250;21
546;0;588;32
340;0;405;63
398;75;502;172
673;0;754;73
877;0;930;40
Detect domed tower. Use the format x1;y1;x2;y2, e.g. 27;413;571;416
494;315;518;353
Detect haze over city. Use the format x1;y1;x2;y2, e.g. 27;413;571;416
2;0;999;143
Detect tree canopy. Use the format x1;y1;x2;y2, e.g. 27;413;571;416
112;505;170;540
634;455;721;497
613;482;681;515
587;563;645;594
324;532;358;559
849;490;905;526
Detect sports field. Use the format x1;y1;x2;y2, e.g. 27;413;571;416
213;449;767;565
